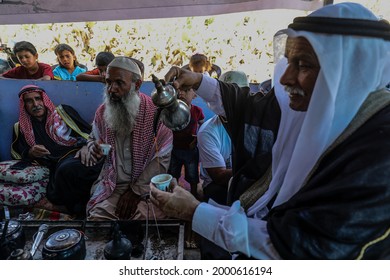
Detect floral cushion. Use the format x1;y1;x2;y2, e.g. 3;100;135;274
0;160;49;184
0;179;48;206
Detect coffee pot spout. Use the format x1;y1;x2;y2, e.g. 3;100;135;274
151;74;177;108
151;74;191;131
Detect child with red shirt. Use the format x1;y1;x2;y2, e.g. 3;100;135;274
76;51;115;83
0;41;53;80
169;88;204;199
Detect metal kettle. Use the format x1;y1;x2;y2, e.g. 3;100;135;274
0;219;26;260
151;74;190;131
42;228;86;260
104;223;132;260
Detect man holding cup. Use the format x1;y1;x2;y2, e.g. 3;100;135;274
151;3;390;259
84;57;173;221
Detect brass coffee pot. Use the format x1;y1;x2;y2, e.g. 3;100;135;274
151;74;190;131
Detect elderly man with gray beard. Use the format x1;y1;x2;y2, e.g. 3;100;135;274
82;56;173;221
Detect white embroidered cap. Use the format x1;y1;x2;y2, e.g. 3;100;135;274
107;56;142;77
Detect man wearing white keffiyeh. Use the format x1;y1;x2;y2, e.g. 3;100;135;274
151;3;390;259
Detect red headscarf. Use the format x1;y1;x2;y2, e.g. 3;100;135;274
18;85;77;147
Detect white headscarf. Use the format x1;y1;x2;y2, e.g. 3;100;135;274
249;2;390;215
247;58;306;216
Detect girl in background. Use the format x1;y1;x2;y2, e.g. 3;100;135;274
53;43;86;81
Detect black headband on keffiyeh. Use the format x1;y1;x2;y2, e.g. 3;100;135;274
289;17;390;41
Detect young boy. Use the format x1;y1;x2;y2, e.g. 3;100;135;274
76;51;115;82
0;41;53;80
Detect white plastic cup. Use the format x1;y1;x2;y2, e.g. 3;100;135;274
99;143;112;155
151;174;173;191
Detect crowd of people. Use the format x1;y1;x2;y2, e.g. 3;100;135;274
0;41;115;82
1;2;389;259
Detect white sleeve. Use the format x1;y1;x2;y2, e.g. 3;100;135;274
197;74;226;117
192;201;282;259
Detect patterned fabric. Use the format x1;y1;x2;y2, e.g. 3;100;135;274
32;208;74;221
0;178;48;206
0;160;49;184
18;86;78;147
87;92;173;212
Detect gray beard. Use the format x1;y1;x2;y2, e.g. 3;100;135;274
103;86;141;136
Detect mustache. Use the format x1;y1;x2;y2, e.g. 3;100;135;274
284;86;305;97
31;105;44;112
107;93;128;105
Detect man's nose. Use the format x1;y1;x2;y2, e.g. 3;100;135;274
279;64;295;86
107;83;117;93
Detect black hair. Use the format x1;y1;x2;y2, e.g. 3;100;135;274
95;52;115;66
54;43;80;66
13;41;37;56
129;57;145;80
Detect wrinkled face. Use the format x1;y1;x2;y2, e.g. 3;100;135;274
57;50;76;70
16;51;38;70
280;37;320;112
105;67;134;103
23;91;46;121
178;88;196;106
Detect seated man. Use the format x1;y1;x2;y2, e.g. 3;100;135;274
12;85;102;215
152;3;390;259
76;51;115;83
198;70;250;205
84;56;173;221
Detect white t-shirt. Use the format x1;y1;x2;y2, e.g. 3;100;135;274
198;115;232;188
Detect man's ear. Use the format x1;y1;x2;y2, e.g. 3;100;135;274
135;79;142;90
